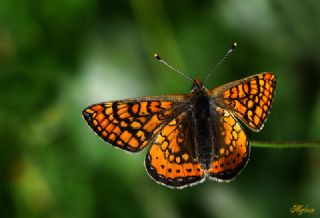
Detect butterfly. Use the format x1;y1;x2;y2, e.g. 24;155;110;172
82;46;276;189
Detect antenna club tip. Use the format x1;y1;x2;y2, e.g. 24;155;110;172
154;54;162;60
231;42;237;49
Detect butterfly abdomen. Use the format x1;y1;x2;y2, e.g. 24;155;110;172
191;93;214;169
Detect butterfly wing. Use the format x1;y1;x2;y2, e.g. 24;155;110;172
209;107;250;181
145;112;206;188
82;95;187;152
209;72;276;131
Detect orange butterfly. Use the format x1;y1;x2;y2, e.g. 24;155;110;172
82;44;276;189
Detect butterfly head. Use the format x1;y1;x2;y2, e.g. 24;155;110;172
191;79;207;94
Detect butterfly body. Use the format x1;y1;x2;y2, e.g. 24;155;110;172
189;79;215;169
83;73;276;189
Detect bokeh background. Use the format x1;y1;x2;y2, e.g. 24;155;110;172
1;0;320;217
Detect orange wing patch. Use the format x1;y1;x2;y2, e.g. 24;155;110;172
209;107;250;181
145;113;205;188
82;100;180;152
211;72;276;131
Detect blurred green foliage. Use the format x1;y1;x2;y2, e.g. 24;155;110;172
1;0;320;217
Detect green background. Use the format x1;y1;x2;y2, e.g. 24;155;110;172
1;0;319;217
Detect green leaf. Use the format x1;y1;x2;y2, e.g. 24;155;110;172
251;140;320;148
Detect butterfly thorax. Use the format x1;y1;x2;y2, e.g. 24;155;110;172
190;79;215;169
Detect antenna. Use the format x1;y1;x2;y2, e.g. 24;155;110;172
154;54;193;81
203;42;237;83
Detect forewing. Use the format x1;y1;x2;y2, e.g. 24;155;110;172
209;107;250;181
82;95;187;152
145;112;205;189
210;73;276;131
